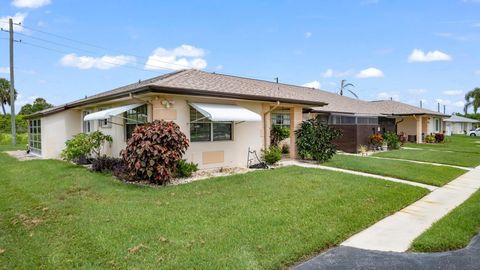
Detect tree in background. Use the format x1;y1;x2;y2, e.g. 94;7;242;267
464;87;480;114
339;79;359;99
19;98;53;115
0;78;17;115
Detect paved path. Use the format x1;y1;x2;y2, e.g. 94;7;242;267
279;160;437;191
341;165;480;252
368;156;473;171
294;234;480;270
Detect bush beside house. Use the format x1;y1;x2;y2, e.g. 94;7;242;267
121;120;189;185
295;116;342;163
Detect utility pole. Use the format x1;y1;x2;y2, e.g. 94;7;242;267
9;18;16;145
443;105;446;114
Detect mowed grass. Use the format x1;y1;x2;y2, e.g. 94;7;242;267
373;148;480;168
404;135;480;154
0;153;427;269
323;154;466;187
411;189;480;252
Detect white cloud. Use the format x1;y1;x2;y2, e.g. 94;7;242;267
0;13;27;32
60;53;136;70
145;44;207;70
474;70;480;75
16;94;37;107
435;98;452;105
0;67;9;74
322;68;352;78
11;0;51;8
407;88;427;95
378;91;400;101
443;90;463;96
408;49;452;62
302;80;321;89
453;101;465;108
305;32;312;38
356;67;384;78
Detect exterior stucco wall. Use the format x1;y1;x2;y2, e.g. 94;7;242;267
152;95;264;169
396;116;418;136
445;122;474;135
41;109;81;159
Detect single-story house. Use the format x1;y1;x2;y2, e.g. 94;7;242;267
27;69;330;169
443;115;480;135
306;97;447;152
369;100;447;143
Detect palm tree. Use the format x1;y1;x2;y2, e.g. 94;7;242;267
464;87;480;114
0;78;17;115
339;79;359;99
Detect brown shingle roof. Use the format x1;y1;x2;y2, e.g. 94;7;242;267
369;100;447;117
30;69;331;117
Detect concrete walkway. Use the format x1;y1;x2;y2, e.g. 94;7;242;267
368;156;473;171
341;165;480;252
279;160;437;191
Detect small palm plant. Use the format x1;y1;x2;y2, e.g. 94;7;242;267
357;145;368;156
339;79;359;99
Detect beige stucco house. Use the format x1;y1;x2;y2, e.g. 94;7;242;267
27;69;327;169
443;115;479;135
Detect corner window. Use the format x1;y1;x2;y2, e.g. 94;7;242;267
125;104;148;139
189;106;232;142
83;111;93;133
28;119;41;154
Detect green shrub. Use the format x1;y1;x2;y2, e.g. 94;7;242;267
383;132;400;149
176;159;199;177
270;125;290;147
368;133;384;148
0;115;28;133
0;132;27;145
425;134;436;143
262;147;282;165
295;116;342;163
61;131;112;162
121;120;189;184
281;144;290;154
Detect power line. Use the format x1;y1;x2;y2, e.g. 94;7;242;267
20;40;165;74
17;23;207;71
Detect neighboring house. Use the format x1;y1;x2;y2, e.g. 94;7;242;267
369;100;447;143
27;69;328;169
443;115;480;135
308;99;447;152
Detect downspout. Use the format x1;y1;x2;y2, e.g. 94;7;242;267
263;101;281;149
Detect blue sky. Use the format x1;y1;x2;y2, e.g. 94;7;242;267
1;0;480;114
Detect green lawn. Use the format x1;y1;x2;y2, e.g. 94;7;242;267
404;135;480;154
323;154;466;187
0;153;428;269
411;189;480;252
373;149;480;168
0;144;26;151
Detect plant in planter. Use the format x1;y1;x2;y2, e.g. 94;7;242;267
295;115;342;163
368;133;384;150
383;132;400;150
121;120;189;184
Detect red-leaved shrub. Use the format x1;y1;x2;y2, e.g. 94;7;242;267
121;120;189;184
435;133;445;143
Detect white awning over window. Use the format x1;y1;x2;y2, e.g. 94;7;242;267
189;103;262;122
83;104;144;121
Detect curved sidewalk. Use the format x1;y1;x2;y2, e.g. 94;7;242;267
341;165;480;252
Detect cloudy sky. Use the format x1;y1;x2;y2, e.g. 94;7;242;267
1;0;480;113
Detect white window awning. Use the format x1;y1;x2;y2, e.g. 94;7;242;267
190;103;262;122
83;104;144;121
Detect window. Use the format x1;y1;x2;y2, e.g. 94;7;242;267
271;110;290;128
28;119;41;154
357;117;378;125
189;106;232;142
83;111;93;133
329;115;356;125
435;118;440;132
97;108;112;128
125;104;148;139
